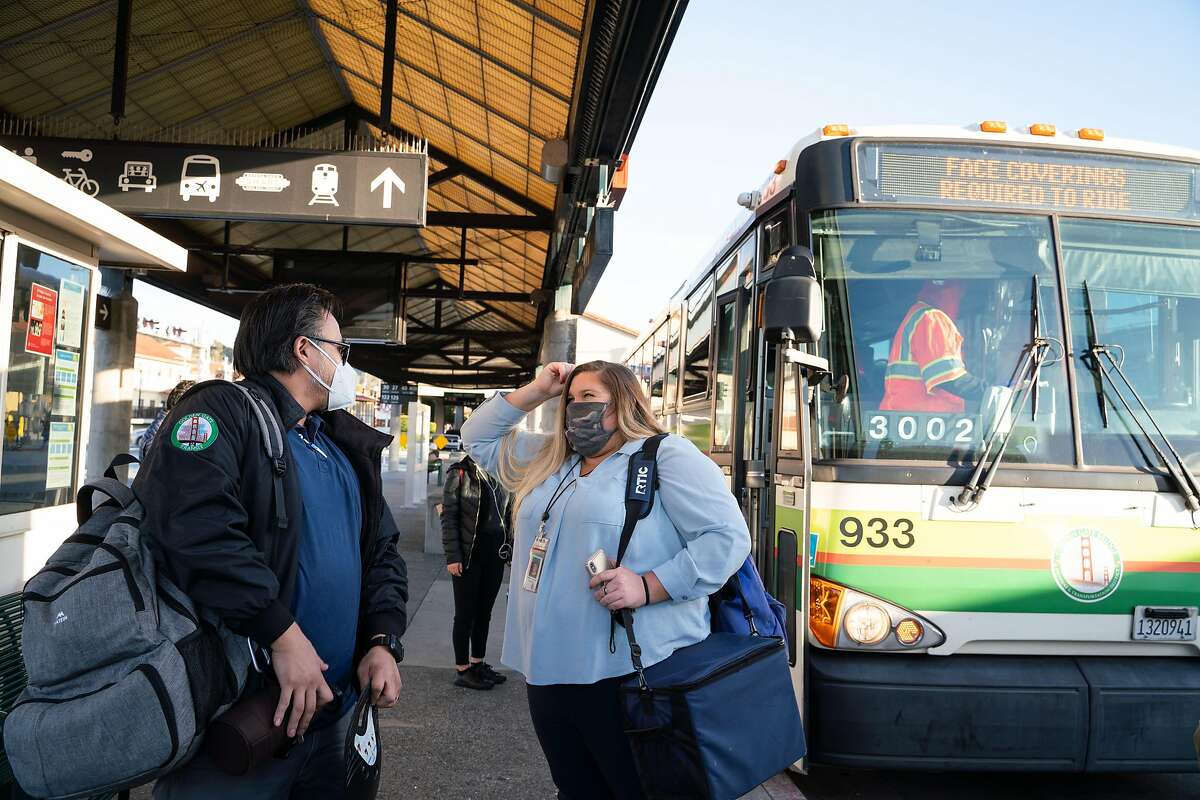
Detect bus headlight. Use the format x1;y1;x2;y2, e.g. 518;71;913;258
843;602;890;645
808;576;946;651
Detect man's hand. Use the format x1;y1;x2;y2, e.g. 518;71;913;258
357;646;402;708
447;562;464;577
271;622;335;737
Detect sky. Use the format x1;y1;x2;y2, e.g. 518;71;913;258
585;0;1200;330
135;0;1200;351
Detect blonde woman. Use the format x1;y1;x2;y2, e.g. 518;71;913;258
461;360;750;800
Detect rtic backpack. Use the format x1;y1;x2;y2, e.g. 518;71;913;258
2;382;284;799
620;434;788;641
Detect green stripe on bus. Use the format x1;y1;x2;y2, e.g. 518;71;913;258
809;564;1200;615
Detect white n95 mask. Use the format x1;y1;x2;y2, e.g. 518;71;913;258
302;338;357;411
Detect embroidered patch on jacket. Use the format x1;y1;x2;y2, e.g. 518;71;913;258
171;413;219;452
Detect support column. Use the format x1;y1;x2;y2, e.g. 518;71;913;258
533;285;577;432
388;402;403;473
85;269;137;481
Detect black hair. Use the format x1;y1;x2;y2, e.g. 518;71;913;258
233;283;342;377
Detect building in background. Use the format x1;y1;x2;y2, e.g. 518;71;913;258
133;317;234;423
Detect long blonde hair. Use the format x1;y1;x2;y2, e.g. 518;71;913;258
497;360;665;520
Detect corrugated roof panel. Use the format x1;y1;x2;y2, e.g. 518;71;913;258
534;0;586;32
401;66;454;130
531;19;578;97
424;0;481;48
480;2;534;74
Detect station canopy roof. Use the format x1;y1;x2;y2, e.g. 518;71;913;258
0;0;683;387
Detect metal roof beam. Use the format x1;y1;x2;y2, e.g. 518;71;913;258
352;102;547;215
61;10;307;112
428;165;463;186
378;0;399;137
110;0;133;127
314;13;554;145
503;0;582;39
2;2;117;47
404;288;531;302
426;211;550;231
172;63;328;129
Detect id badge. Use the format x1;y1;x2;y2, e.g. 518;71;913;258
523;528;550;593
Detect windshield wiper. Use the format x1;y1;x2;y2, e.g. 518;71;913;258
1081;281;1200;517
954;276;1056;511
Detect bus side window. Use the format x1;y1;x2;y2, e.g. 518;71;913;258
650;323;668;415
713;300;737;448
665;308;682;411
683;280;714;400
762;211;791;269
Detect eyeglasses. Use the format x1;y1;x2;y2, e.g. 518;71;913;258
307;335;351;365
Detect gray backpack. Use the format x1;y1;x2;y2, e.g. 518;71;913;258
1;382;284;799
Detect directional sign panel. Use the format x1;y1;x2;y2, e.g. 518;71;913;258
0;137;427;226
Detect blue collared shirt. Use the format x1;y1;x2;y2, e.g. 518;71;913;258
462;395;751;685
288;415;362;710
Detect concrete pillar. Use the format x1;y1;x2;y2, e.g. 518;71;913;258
85;269;137;481
534;299;577;433
388;403;403;472
404;401;429;507
432;397;445;432
452;403;464;428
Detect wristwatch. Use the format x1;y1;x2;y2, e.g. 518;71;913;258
370;633;404;663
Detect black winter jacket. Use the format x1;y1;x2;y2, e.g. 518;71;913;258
441;456;511;569
134;375;408;658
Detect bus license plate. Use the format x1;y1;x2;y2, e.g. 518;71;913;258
1132;606;1198;641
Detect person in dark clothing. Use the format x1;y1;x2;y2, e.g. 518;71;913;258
442;455;512;690
138;378;196;462
137;284;408;799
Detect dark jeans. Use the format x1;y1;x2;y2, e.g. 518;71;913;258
451;540;505;665
153;707;351;800
527;677;645;800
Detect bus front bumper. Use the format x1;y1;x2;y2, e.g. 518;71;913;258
808;648;1200;772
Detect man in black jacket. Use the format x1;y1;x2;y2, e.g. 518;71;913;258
138;284;407;798
442;456;511;690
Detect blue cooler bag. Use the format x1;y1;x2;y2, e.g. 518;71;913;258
618;630;804;800
612;435;805;799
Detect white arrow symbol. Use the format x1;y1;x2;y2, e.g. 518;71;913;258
98;303;109;322
370;167;406;209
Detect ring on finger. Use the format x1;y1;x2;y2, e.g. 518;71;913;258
602;582;608;595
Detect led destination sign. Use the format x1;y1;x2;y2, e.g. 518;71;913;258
857;142;1198;221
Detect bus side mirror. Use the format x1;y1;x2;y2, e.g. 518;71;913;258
764;246;822;343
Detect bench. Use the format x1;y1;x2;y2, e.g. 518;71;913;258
0;592;127;800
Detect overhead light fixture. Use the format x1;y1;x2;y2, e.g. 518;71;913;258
539;138;568;184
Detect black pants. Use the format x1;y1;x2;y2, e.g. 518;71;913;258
527;677;645;800
451;541;505;665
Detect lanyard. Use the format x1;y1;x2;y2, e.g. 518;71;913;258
540;457;583;529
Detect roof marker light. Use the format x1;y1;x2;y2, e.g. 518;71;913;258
774;159;787;175
1029;123;1056;137
980;120;1007;133
1078;127;1105;141
822;124;851;137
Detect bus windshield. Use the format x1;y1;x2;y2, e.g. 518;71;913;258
812;209;1074;466
1061;218;1200;471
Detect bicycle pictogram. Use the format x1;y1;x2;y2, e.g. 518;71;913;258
61;167;99;197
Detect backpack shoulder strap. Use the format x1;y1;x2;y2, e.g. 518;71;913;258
615;433;668;567
228;382;289;530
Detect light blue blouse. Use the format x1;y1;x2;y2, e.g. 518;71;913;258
462;394;751;686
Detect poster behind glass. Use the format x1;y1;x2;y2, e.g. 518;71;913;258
0;244;91;512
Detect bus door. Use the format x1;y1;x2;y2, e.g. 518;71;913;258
746;210;792;592
762;244;828;771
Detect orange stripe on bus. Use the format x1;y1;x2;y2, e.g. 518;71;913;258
818;553;1200;573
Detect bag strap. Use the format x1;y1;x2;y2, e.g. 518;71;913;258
611;433;668;695
614;433;668;567
104;453;139;479
229;382;289;530
76;477;137;525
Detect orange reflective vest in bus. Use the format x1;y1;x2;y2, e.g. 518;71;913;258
879;301;968;413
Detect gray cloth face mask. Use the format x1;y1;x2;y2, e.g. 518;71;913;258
564;401;613;456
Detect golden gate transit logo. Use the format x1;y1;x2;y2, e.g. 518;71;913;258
1051;529;1123;603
